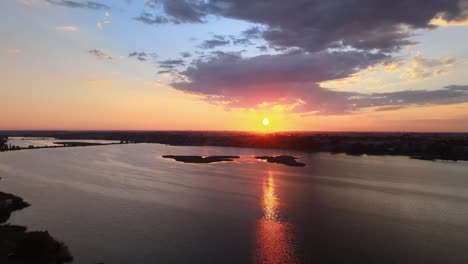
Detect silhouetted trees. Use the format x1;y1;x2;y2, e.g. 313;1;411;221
1;131;467;161
0;137;7;151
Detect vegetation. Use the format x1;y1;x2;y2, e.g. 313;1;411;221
1;181;73;264
0;137;7;151
12;231;73;264
0;192;30;224
256;155;306;167
1;131;468;161
162;155;240;163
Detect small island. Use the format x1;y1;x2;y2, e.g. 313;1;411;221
256;155;306;167
162;155;240;163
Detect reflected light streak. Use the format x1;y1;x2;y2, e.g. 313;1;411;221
256;170;297;263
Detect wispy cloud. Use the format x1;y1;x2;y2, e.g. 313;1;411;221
199;35;230;49
55;26;78;32
401;55;457;80
374;106;405;112
159;59;185;66
129;51;148;61
88;49;112;60
96;11;111;31
321;53;458;90
45;0;109;10
180;52;192;58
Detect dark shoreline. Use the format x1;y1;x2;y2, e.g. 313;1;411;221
162;155;307;167
256;155;306;167
2;131;468;161
162;155;240;164
1;179;73;264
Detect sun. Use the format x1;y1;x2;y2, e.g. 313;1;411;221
262;118;270;126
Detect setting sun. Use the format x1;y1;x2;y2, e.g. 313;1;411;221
262;118;270;126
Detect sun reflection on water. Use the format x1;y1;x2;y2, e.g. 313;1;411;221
256;170;297;264
263;175;279;221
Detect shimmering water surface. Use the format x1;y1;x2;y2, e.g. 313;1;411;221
1;144;468;263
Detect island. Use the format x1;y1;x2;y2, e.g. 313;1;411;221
162;155;240;163
256;155;306;167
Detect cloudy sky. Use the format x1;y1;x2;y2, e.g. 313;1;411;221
2;0;468;131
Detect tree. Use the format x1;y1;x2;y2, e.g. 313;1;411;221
0;137;7;151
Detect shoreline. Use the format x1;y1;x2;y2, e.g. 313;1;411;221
0;179;73;264
2;131;468;162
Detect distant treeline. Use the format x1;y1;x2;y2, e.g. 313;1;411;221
1;131;468;161
0;137;7;151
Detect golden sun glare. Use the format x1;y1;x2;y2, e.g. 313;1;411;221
262;118;270;126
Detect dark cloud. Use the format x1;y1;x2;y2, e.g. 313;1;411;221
139;0;206;24
256;45;268;52
158;59;185;70
142;0;468;53
136;1;468;114
129;52;145;57
339;85;468;114
46;0;109;10
230;36;251;46
174;51;388;94
160;65;176;69
159;0;206;22
199;35;230;49
129;51;148;61
229;27;263;46
374;106;405;112
134;12;170;24
88;49;112;60
171;51;468;114
242;26;263;39
446;85;468;91
159;59;185;65
157;70;173;74
171;51;387;113
181;52;192;58
208;50;244;58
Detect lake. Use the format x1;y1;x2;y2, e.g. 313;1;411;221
1;143;468;263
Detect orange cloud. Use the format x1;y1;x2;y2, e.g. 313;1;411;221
430;17;468;27
56;26;78;32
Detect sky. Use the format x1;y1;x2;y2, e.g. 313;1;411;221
1;0;468;132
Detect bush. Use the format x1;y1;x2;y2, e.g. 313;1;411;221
13;231;73;264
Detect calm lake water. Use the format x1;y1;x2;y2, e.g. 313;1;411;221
1;144;468;263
